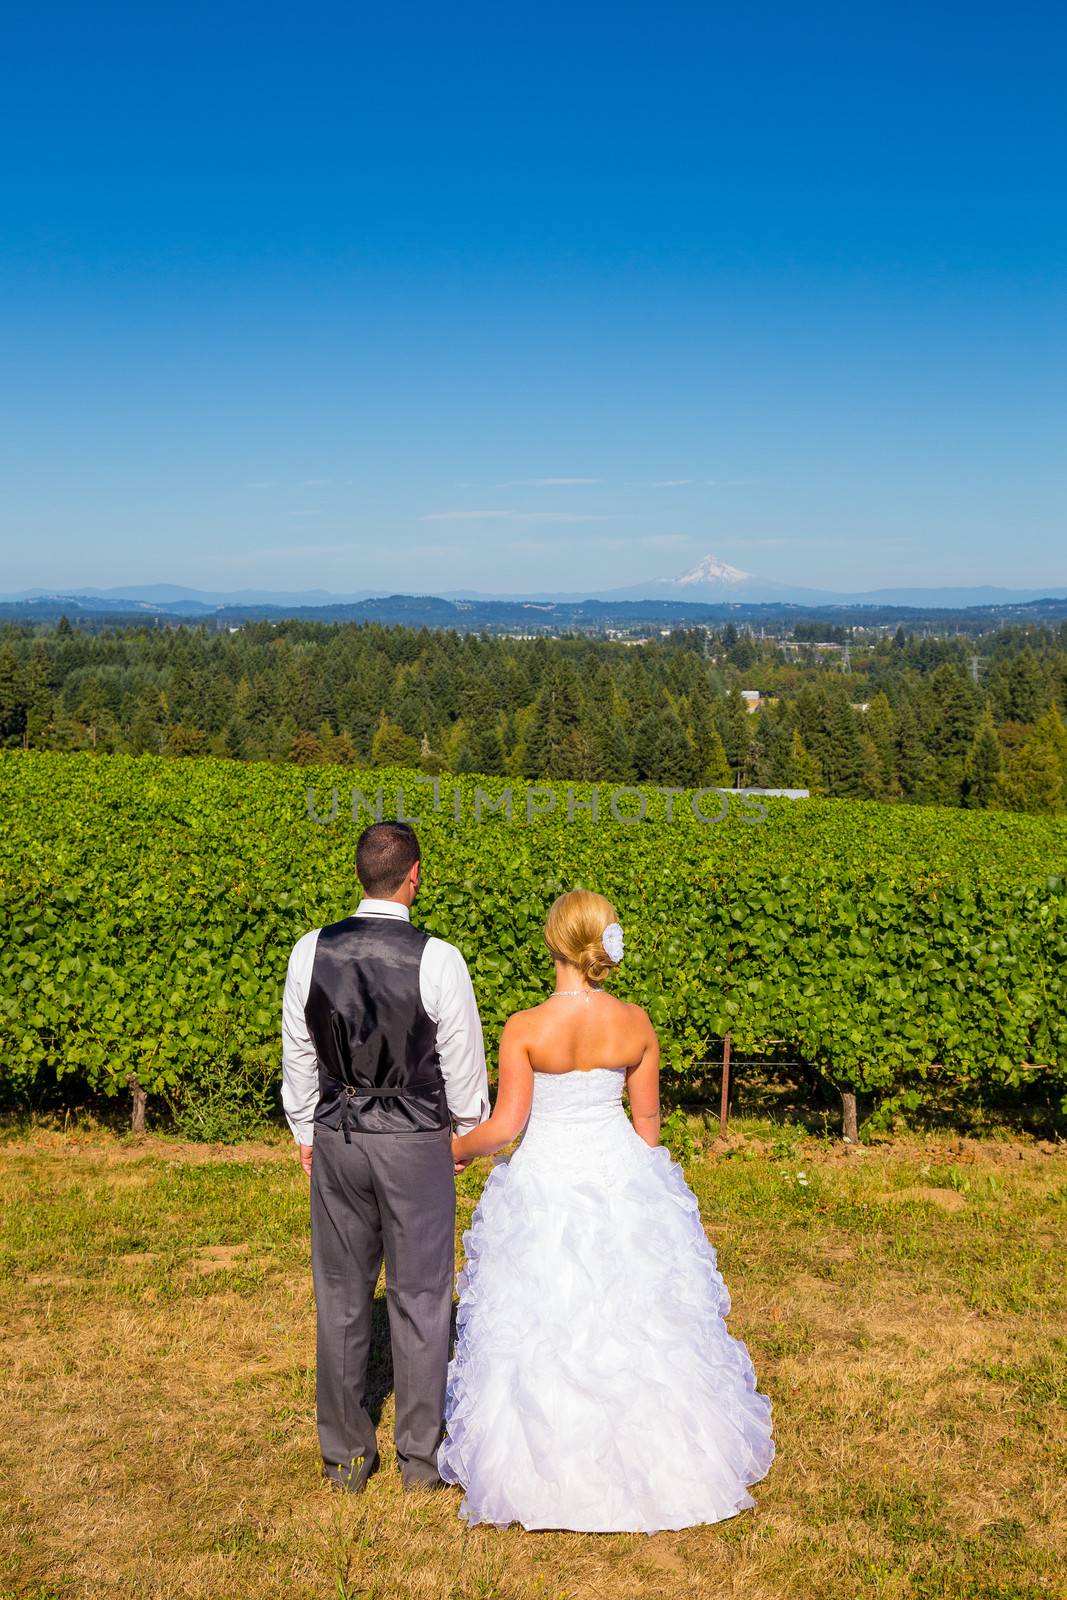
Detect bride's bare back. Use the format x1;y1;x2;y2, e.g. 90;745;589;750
519;989;651;1075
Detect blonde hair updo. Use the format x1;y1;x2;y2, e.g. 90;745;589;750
543;888;618;985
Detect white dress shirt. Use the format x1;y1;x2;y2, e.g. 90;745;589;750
281;898;490;1146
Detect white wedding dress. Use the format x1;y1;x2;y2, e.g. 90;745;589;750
437;1066;774;1532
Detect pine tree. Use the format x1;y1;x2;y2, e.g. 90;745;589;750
472;725;505;774
597;715;634;783
994;645;1046;724
288;730;326;765
821;691;864;798
218;719;249;760
0;645;27;745
370;714;420;767
1035;705;1067;792
519;663;580;778
518;700;554;778
631;711;663;782
270;715;302;762
718;691;752;785
895;699;933;801
997;706;1067;814
961;708;1003;808
127;691;164;756
729;634;756;671
453;737;480;774
751;708;793;787
918;664;977;803
865;692;898;796
997;727;1063;814
750;711;775;787
656;708;699;786
857;734;885;799
24;642;54;749
789;730;824;793
685;682;727;785
233;675;255;724
928;663;980;762
164;723;208;757
698;724;731;787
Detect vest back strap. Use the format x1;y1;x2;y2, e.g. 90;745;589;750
320;1070;448;1142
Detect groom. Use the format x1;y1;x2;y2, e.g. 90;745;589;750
281;821;489;1491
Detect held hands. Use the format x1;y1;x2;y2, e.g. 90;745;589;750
451;1133;472;1175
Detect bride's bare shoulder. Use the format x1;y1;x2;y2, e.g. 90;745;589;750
500;1004;541;1034
620;998;654;1023
615;999;657;1040
503;995;596;1030
505;999;554;1028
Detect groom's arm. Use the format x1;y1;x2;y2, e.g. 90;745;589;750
422;938;490;1135
281;928;320;1173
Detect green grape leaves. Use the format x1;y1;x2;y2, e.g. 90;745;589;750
0;752;1064;1120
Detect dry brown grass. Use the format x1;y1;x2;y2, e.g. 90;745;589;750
1;1123;1064;1600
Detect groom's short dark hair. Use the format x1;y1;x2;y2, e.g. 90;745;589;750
356;821;421;897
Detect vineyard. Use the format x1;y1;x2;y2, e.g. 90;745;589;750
1;750;1065;1137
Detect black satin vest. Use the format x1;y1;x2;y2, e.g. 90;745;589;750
304;915;449;1136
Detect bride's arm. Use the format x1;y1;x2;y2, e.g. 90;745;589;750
625;1011;661;1148
451;1016;534;1165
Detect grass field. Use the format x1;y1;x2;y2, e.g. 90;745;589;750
1;1120;1064;1600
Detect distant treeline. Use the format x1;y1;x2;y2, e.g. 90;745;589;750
4;591;1067;635
1;617;1066;812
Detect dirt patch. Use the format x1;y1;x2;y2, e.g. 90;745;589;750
194;1244;251;1273
885;1185;968;1211
7;1129;294;1165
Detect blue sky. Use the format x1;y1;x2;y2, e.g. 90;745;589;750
2;0;1064;596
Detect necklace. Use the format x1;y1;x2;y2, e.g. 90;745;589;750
551;988;601;998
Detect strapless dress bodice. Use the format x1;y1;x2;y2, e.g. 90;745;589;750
528;1065;626;1123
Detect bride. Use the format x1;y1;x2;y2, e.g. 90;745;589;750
437;889;774;1533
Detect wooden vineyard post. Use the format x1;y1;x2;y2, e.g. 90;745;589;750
128;1074;146;1134
840;1088;858;1144
719;1033;732;1138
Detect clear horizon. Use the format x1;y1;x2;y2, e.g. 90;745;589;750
2;3;1065;596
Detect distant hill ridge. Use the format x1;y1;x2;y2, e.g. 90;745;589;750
4;550;1067;614
3;588;1067;638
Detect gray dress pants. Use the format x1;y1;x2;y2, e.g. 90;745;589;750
309;1121;456;1489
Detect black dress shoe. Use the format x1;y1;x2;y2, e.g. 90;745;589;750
401;1472;451;1493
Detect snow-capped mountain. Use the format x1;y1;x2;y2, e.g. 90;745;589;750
667;555;753;588
602;552;833;604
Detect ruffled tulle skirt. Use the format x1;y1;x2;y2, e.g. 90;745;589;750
438;1108;774;1532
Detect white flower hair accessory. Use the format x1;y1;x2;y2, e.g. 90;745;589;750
602;921;624;964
